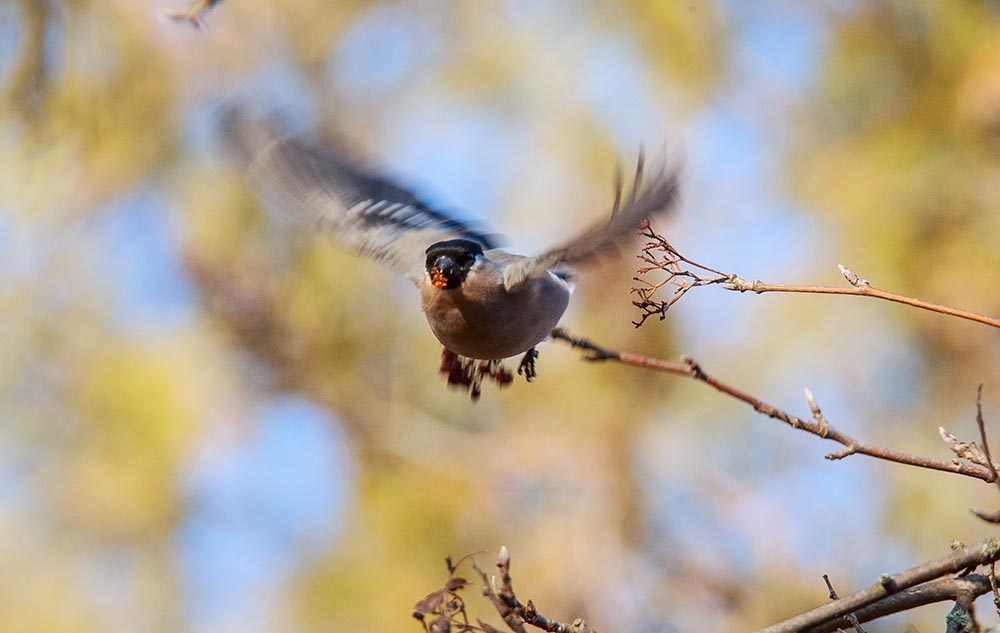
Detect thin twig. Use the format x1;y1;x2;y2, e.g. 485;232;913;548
958;386;1000;523
735;279;1000;329
550;328;996;483
976;385;1000;495
822;574;866;632
631;228;1000;330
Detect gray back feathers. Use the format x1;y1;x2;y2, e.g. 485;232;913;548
221;108;681;290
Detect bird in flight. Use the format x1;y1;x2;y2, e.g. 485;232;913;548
221;109;681;398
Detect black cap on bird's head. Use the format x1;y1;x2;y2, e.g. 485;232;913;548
425;239;483;289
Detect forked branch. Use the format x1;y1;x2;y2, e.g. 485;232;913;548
757;537;1000;633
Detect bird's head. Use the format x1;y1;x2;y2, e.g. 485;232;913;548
425;239;483;289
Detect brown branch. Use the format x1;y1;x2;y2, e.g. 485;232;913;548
970;385;1000;524
727;275;1000;330
473;547;599;633
550;328;996;483
474;554;527;633
756;538;1000;633
631;228;1000;330
415;543;997;633
977;386;1000;487
801;575;993;633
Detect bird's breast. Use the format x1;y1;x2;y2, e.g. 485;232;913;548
420;271;571;360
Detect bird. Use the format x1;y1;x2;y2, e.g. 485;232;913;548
220;108;681;395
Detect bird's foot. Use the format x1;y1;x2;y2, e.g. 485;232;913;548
439;349;513;402
517;347;539;382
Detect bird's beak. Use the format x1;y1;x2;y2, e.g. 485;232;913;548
431;256;457;288
431;268;450;288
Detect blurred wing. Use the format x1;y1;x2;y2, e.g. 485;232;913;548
221;108;499;285
502;154;681;290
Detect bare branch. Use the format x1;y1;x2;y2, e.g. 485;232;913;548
976;386;1000;486
802;576;992;633
631;227;1000;330
550;329;997;483
756;538;1000;633
629;228;732;327
473;547;599;633
969;385;1000;524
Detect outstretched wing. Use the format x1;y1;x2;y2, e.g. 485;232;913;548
501;153;681;290
221;108;499;285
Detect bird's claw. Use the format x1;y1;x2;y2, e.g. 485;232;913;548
439;347;540;401
440;349;514;402
517;348;539;382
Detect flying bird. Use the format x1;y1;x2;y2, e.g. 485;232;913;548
221;109;681;395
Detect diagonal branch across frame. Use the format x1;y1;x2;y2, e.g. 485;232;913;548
550;328;996;483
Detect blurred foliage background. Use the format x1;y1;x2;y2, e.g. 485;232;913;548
3;1;1000;631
